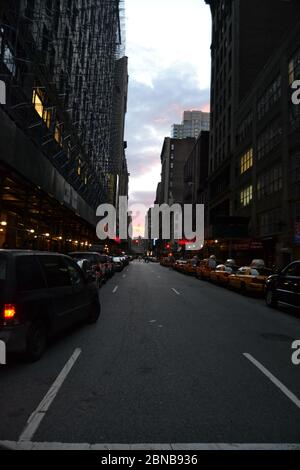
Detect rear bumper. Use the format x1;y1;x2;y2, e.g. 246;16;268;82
0;324;28;352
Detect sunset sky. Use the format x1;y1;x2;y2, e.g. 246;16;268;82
125;0;212;236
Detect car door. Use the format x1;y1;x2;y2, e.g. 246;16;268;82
63;257;92;322
38;255;74;331
278;262;300;306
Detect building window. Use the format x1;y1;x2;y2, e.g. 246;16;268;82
236;112;253;144
257;76;281;120
257;120;282;160
32;88;52;128
259;209;281;236
240;148;253;174
170;162;174;169
240;185;253;207
54;121;63;146
257;165;283;200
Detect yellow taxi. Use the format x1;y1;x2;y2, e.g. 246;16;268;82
183;260;198;276
173;259;188;272
228;266;272;295
210;264;233;285
196;259;214;280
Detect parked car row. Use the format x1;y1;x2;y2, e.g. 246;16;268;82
161;255;300;310
69;252;130;286
0;249;131;362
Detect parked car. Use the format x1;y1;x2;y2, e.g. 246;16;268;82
210;264;233;285
183;259;199;276
196;259;215;280
113;256;124;272
69;251;105;286
265;261;300;308
228;266;273;295
160;257;174;267
0;250;101;361
173;259;188;272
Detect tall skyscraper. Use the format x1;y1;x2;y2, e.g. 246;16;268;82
171;110;210;139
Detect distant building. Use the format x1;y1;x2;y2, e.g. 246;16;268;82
109;56;129;205
171;110;210;139
160;137;196;205
184;131;209;206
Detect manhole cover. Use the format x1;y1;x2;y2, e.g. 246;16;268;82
261;333;296;342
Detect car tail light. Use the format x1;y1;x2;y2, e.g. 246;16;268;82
3;304;16;319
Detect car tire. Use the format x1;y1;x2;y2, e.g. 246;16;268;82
265;288;278;308
25;319;47;362
87;300;101;324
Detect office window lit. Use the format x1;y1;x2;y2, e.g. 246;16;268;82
32;88;52;128
240;148;253;174
240;185;253;207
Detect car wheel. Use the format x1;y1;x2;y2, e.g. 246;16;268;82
87;300;101;324
25;320;47;362
265;288;277;308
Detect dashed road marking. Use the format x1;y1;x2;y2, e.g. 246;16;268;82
172;288;180;296
112;285;118;293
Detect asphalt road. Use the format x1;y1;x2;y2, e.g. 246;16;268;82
1;260;300;449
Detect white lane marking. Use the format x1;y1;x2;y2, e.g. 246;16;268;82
18;348;81;443
1;441;300;450
157;275;161;279
112;285;118;293
172;288;180;296
122;274;126;278
244;353;300;409
149;320;157;324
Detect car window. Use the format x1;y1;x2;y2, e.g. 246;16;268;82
16;256;46;291
0;255;7;288
283;263;300;276
39;256;71;288
251;269;259;276
64;258;85;286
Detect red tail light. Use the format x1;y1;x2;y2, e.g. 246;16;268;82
3;304;16;319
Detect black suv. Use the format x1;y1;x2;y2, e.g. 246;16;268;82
0;250;101;361
265;261;300;309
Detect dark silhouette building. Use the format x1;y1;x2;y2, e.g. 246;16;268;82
0;0;125;250
205;0;300;265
